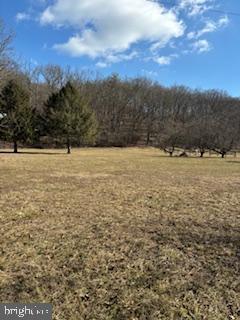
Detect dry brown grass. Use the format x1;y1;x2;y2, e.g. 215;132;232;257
0;147;239;320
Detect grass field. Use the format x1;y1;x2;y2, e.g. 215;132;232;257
0;148;239;320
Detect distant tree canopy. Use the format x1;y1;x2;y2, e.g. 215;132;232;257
0;68;239;157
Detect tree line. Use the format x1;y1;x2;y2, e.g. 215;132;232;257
0;19;239;156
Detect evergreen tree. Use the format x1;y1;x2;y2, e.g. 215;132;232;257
0;79;33;153
45;82;97;154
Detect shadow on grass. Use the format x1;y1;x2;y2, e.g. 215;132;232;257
150;155;221;159
0;150;66;155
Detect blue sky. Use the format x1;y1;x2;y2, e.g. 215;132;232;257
0;0;239;96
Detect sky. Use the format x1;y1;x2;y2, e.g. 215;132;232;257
0;0;240;96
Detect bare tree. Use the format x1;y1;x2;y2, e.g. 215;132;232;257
209;97;239;158
0;19;15;87
39;64;66;93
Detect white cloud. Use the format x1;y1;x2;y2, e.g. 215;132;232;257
154;56;172;65
154;54;179;65
105;51;138;64
218;15;229;28
192;39;211;53
187;15;229;39
179;0;213;16
96;62;108;68
96;51;138;68
16;12;31;22
35;0;230;66
187;21;216;39
40;0;185;58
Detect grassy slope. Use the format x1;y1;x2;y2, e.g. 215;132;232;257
0;148;239;320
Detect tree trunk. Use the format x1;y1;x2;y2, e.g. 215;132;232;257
200;151;204;158
67;138;71;154
13;140;18;153
146;131;150;146
169;152;173;157
221;152;225;158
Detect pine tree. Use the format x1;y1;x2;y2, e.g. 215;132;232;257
0;79;33;153
45;82;97;154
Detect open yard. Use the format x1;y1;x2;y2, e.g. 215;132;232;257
0;148;239;320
